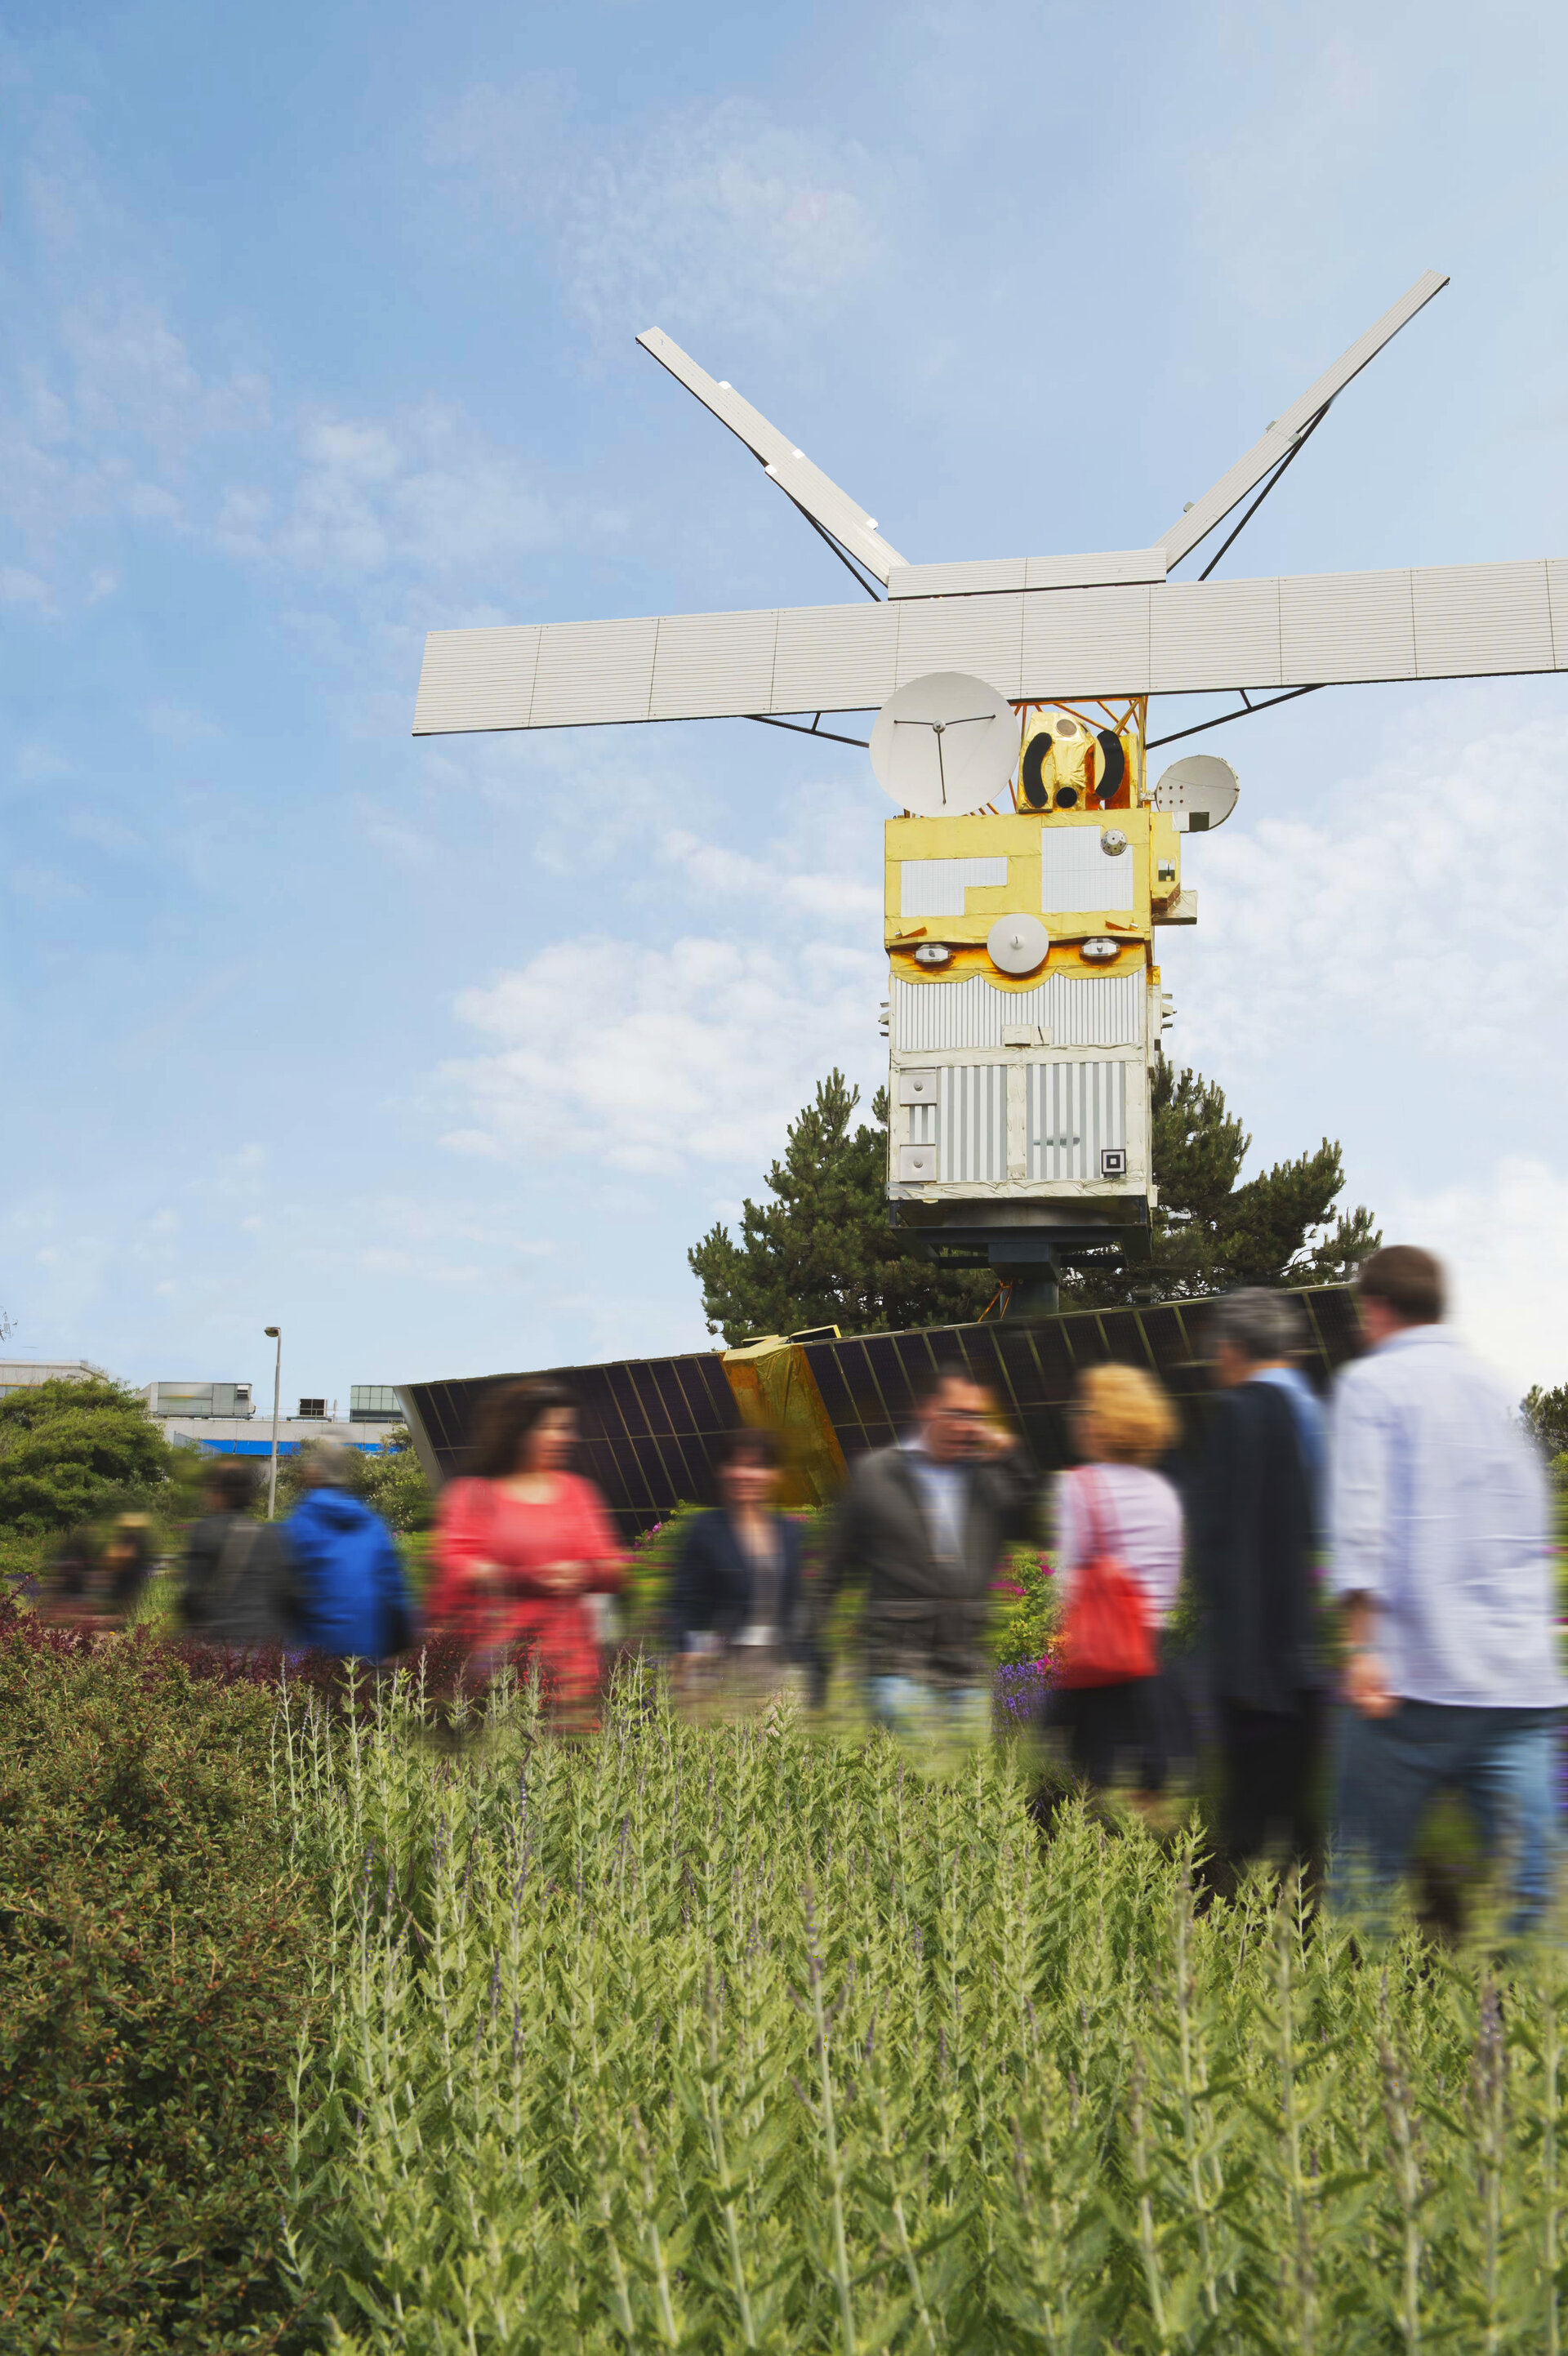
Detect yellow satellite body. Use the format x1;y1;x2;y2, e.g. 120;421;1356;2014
881;710;1188;1242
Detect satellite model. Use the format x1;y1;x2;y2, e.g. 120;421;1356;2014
412;271;1566;1307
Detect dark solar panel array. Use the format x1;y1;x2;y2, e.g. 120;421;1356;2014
402;1351;743;1540
402;1285;1361;1541
800;1285;1361;1478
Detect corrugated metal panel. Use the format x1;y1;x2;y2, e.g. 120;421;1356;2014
636;328;905;581
413;551;1568;739
648;608;778;719
889;557;1026;599
528;617;661;727
1280;568;1414;684
771;600;899;712
1027;1062;1128;1182
1024;548;1167;590
887;550;1166;599
1413;560;1555;679
893;592;1025;691
939;1065;1007;1182
892;972;1143;1050
1041;830;1137;914
900;856;1009;917
908;1102;938;1143
1550;561;1568;669
1160;272;1448;568
1150;578;1281;693
413;626;541;735
1021;585;1152;697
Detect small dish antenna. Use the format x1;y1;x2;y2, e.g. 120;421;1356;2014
1152;753;1240;833
869;671;1015;816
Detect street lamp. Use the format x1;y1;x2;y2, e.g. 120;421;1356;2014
263;1326;281;1520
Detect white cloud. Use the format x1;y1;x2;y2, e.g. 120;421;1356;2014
1174;712;1568;1089
443;931;882;1175
427;82;887;341
1385;1156;1568;1394
658;826;880;921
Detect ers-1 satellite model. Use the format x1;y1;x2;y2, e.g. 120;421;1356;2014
412;269;1568;1307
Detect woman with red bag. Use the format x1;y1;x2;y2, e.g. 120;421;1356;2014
428;1378;624;1712
1050;1363;1183;1796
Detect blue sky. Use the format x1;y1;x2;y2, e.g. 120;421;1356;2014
3;0;1566;1405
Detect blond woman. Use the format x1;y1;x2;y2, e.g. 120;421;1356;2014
1051;1361;1183;1792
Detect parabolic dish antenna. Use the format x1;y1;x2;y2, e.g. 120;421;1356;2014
869;671;1016;816
1152;753;1240;833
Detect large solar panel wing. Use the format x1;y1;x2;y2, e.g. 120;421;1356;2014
1159;270;1450;571
637;327;906;586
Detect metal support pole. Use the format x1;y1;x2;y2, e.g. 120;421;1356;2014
1004;1261;1060;1318
264;1325;281;1519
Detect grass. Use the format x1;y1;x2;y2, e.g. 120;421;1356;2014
278;1663;1568;2354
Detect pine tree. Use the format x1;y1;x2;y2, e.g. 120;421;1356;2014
1065;1058;1380;1306
687;1072;992;1341
688;1059;1379;1342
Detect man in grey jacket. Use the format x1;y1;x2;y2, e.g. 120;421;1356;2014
817;1361;1037;1737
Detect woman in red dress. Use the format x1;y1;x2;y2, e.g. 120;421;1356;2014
428;1378;624;1708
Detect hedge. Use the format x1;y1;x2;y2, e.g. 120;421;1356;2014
0;1604;315;2351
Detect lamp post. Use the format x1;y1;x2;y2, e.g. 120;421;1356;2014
263;1326;281;1520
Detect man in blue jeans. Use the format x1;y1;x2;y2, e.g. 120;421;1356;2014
1330;1245;1563;1935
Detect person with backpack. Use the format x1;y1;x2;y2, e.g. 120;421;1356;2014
1049;1363;1183;1794
180;1459;297;1648
287;1440;414;1662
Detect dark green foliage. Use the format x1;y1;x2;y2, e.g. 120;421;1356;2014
268;1424;431;1534
687;1070;991;1341
689;1062;1377;1338
1067;1056;1379;1306
1521;1384;1568;1460
0;1606;314;2350
0;1377;176;1534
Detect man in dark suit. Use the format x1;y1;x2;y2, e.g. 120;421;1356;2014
817;1361;1037;1738
1192;1289;1326;1875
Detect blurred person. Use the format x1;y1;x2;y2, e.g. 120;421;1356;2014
287;1440;414;1663
47;1523;98;1601
429;1379;623;1708
100;1513;155;1611
1330;1245;1565;1937
815;1361;1036;1740
1051;1362;1183;1793
1192;1289;1325;1874
670;1427;813;1699
180;1459;297;1648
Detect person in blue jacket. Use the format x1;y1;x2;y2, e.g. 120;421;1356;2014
287;1440;414;1661
670;1427;812;1699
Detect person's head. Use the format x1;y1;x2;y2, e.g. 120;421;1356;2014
1356;1245;1445;1347
204;1459;256;1514
1206;1287;1288;1388
1071;1361;1178;1467
911;1359;995;1463
470;1378;580;1478
717;1425;783;1512
298;1438;357;1490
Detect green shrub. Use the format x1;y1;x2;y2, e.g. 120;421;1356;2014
0;1378;176;1534
287;1669;1568;2353
0;1609;315;2351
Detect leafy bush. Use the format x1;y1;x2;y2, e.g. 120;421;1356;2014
287;1669;1568;2352
0;1604;315;2350
0;1377;176;1534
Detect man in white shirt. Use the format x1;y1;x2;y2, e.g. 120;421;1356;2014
1330;1245;1564;1935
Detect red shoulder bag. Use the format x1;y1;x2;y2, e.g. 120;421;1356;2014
1057;1469;1156;1690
